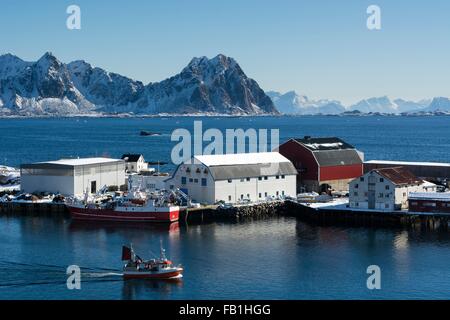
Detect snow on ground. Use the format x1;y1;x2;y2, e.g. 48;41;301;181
0;184;20;192
301;197;349;209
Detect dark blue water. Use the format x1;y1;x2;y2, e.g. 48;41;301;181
1;116;450;168
1;116;450;299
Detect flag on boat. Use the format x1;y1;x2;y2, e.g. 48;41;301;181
122;246;132;261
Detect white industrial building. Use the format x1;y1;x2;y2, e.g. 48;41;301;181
21;157;126;196
166;152;297;204
349;166;436;211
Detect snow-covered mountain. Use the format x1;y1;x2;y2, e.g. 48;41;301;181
0;53;93;115
348;96;398;113
0;52;277;115
144;55;276;114
394;98;431;113
267;92;434;115
348;96;430;114
267;91;345;115
423;97;450;112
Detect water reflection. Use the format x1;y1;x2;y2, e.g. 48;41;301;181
122;277;183;300
68;220;181;235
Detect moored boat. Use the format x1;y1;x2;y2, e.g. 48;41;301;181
66;189;180;223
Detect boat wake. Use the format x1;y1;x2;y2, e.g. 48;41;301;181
83;272;123;278
0;260;123;288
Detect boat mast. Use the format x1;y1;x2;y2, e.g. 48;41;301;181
160;239;166;260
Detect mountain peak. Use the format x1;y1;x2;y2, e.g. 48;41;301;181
0;52;278;115
38;51;57;62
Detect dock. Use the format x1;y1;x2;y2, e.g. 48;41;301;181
1;198;450;230
285;200;450;231
0;201;68;217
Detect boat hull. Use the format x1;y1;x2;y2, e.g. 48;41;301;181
123;268;183;279
68;206;179;223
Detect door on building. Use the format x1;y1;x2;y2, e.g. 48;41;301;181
368;176;376;209
91;181;97;194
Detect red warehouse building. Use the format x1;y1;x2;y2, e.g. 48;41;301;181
278;136;364;193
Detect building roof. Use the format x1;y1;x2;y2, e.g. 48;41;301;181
365;160;450;168
288;137;363;167
191;152;297;180
409;192;450;201
313;149;363;166
22;157;124;169
121;154;143;162
207;162;297;180
194;152;291;167
373;167;422;186
294;137;355;151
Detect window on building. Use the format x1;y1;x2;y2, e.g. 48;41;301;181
385;204;389;208
276;175;280;179
196;168;201;173
355;184;359;189
170;185;174;190
380;178;384;182
403;192;407;197
356;202;359;207
281;175;285;179
424;202;437;207
379;193;384;198
385;194;390;198
189;178;193;183
385;185;390;190
264;176;268;180
354;192;358;196
259;193;262;198
201;178;207;186
411;202;418;206
360;177;364;182
276;191;279;196
228;195;232;201
258;177;262;181
240;178;245;182
246;177;250;181
247;193;250;199
181;177;186;185
240;194;244;200
265;192;268;197
194;178;198;183
282;191;285;196
186;168;191;173
228;179;232;183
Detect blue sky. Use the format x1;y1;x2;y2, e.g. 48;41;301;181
1;0;450;104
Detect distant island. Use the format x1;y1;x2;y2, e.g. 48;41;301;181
268;91;450;116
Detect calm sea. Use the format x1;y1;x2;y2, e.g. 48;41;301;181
0;115;449;299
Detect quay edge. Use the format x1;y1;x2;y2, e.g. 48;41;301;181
1;200;450;230
284;200;450;231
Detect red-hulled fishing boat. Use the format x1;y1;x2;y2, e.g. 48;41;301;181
67;189;179;223
122;243;183;279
